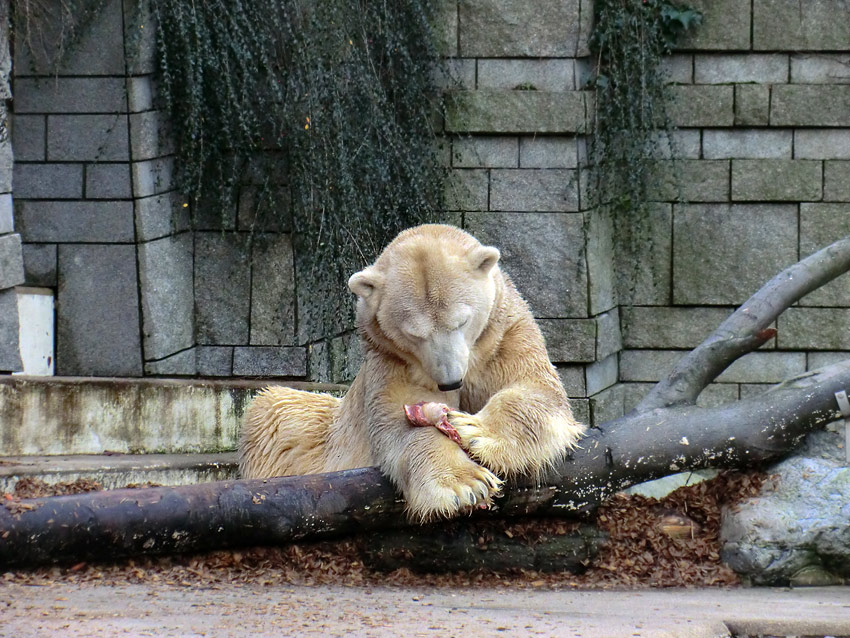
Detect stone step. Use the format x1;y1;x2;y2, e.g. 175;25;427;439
0;453;240;494
0;376;347;456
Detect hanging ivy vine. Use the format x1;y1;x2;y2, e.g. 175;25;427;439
588;0;701;266
148;0;448;334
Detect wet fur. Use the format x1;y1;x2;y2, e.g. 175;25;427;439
239;224;585;521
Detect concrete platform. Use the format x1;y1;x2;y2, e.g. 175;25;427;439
2;583;849;637
0;452;239;493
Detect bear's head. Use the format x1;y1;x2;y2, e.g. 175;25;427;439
348;225;500;391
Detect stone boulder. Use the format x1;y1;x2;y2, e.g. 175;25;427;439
720;422;850;586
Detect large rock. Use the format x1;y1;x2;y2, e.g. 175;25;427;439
720;425;850;586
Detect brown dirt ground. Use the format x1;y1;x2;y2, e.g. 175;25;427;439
1;471;765;591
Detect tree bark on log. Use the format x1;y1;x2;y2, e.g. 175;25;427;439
2;239;850;568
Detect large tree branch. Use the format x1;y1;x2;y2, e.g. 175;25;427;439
637;237;850;411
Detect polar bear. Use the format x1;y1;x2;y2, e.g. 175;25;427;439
239;224;584;521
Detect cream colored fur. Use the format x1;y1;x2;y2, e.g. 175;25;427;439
239;224;585;521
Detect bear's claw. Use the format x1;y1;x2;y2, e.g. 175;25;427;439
404;401;462;445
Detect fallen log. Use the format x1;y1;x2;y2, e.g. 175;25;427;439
2;238;850;568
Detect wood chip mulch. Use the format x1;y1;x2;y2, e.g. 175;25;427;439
1;471;764;590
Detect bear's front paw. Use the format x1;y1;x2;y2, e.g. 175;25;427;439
406;462;503;522
447;411;493;457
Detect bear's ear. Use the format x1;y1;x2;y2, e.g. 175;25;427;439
469;245;500;275
348;267;384;299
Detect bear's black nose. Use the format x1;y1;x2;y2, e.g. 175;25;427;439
438;380;463;392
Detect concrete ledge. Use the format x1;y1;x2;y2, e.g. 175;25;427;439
0;376;347;456
0;452;239;492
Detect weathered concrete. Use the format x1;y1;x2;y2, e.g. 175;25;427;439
0;452;238;493
0;376;346;455
3;582;850;638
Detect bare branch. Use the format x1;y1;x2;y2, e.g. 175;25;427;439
637;237;850;411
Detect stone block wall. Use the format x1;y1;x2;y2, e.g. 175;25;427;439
0;2;23;373
617;0;850;416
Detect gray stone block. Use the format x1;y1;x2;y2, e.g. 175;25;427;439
677;0;751;50
584;207;616;315
434;58;476;91
490;169;578;212
754;0;850;50
672;204;798;305
195;232;251;345
250;234;295;346
731;159;822;202
56;244;143;376
585;353;618;396
13;78;128;113
693;54;788;84
791;54;850;84
824;161;850;201
619;350;680;382
127;76;155;112
145;348;197;376
86;163;132;199
622;382;655;413
236;184;292;233
232;346;308;377
556;364;586;396
519;137;578;169
667;85;734;128
477;59;576;91
696;383;740;408
794;130;850;160
196;346;233;376
433;0;459;57
331;332;364;383
138;233;194;361
132;157;175;198
13;0;125;76
13;163;83;199
739;383;771;401
716;352;806;383
11;115;45;161
452;136;518;168
129;110;174;160
0;193;11;233
616;204;672;306
307;341;331;383
22;243;57;287
0;233;24;289
735;85;770;127
0;288;21;372
596;308;621;360
465;212;587;318
538;318;596;363
445;169;488;211
808;351;850;371
703;129;792;159
771;85;850;127
459;0;587;57
16;200;135;243
570;398;590;426
778;308;850;350
589;382;626;425
660;55;693;84
47;114;129;161
622;306;735;349
647;159;730;202
446;90;589;134
135;191;191;242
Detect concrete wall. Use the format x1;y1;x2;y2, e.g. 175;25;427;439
4;0;850;427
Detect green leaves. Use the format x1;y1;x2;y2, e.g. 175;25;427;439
150;0;448;333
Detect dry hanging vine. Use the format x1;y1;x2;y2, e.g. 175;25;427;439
588;0;701;285
149;0;450;335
